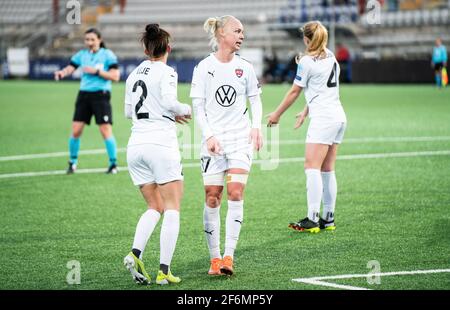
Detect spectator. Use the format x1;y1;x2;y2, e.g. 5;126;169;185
336;42;352;83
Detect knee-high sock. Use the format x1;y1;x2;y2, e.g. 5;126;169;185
203;204;221;259
321;171;337;221
224;200;243;258
69;136;80;164
132;209;161;258
104;136;117;165
305;169;322;222
435;73;442;87
160;210;180;267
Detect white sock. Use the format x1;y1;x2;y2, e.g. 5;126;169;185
224;200;243;258
203;204;221;259
322;171;337;221
159;210;180;267
305;169;322;222
132;209;161;258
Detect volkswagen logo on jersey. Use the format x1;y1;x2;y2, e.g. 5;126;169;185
215;85;237;107
235;68;243;78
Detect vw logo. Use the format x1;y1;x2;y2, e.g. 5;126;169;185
215;85;236;107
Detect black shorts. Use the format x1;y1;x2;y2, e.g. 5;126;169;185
434;62;444;71
73;90;113;125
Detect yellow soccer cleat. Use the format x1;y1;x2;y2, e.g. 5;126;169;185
123;252;151;285
319;218;336;231
288;217;320;233
156;270;181;285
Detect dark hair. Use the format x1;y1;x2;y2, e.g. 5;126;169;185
141;24;170;58
85;28;106;48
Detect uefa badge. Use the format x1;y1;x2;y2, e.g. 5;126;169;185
235;68;243;78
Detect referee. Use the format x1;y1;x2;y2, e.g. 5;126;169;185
54;28;120;174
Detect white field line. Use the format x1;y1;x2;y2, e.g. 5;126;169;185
1;149;449;180
292;268;450;290
1;135;450;162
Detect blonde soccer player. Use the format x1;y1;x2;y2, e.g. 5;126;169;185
123;24;191;285
267;21;347;233
190;15;263;276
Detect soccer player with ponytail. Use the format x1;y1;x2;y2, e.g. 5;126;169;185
190;15;263;276
267;21;347;233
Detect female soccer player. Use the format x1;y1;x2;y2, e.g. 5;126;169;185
123;24;191;285
267;21;347;233
190;15;263;276
54;28;120;174
432;38;447;88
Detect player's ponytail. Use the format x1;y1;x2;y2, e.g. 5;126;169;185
203;15;235;51
85;28;106;49
141;23;171;58
301;21;328;58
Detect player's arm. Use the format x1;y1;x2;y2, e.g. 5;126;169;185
83;67;120;82
193;98;221;155
163;94;192;117
248;94;263;151
54;65;76;81
266;84;302;126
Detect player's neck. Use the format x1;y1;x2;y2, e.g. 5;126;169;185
214;49;235;63
149;55;167;64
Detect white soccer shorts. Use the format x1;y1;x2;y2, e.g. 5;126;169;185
127;144;183;186
200;143;253;176
306;120;347;145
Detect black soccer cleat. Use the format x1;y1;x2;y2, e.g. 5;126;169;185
106;163;118;174
319;217;336;231
66;162;77;174
288;217;320;233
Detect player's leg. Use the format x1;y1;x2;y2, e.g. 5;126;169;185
156;180;183;284
435;64;442;87
289;143;329;233
68;91;90;174
222;167;248;276
201;154;226;275
320;144;339;231
94;92;117;173
124;145;161;284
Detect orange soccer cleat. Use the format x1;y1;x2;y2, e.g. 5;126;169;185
220;256;234;276
208;258;222;275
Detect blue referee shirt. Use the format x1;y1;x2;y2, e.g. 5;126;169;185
432;45;447;64
70;48;119;92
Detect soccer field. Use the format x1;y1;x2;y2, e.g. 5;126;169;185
0;81;449;290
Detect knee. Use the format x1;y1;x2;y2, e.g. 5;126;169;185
206;192;221;208
227;188;243;201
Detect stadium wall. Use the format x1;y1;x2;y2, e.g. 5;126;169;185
2;58;443;84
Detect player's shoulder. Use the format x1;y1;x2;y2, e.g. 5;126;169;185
195;54;213;69
235;54;254;68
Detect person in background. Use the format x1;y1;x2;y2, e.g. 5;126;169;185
432;38;447;88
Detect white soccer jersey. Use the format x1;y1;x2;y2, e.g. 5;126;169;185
125;60;179;147
294;49;346;122
190;53;262;140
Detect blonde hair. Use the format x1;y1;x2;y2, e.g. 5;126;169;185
203;15;235;51
297;20;328;63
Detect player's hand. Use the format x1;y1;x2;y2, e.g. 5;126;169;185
206;136;221;155
266;112;280;127
175;115;191;124
83;66;98;75
294;111;307;129
249;128;263;151
54;70;65;81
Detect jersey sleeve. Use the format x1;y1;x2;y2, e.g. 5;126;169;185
246;64;262;97
69;50;83;68
293;58;311;88
161;69;178;97
105;50;119;69
189;62;206;99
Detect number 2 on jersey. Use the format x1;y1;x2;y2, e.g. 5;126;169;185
327;62;337;88
132;80;149;119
